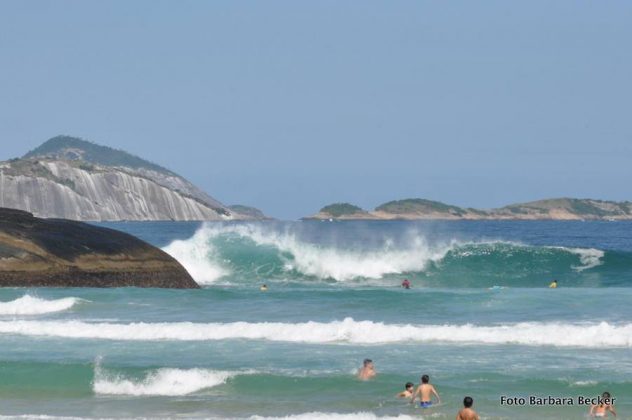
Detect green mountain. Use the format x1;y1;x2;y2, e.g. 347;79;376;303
23;135;173;175
229;205;271;220
376;198;467;217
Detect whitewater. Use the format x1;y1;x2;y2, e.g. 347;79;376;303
1;318;631;348
0;295;83;315
161;223;610;286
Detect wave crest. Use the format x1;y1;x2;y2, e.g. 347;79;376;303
93;365;235;396
1;318;630;348
0;295;82;315
161;224;610;286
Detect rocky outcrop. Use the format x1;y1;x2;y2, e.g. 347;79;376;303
228;205;272;220
0;208;199;288
305;198;632;221
0;136;267;221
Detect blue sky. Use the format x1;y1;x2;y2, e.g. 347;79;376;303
1;1;631;219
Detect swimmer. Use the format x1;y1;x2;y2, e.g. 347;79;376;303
590;392;616;418
549;279;558;288
396;382;414;398
260;284;268;291
401;279;411;289
411;374;441;408
457;396;480;420
357;359;376;380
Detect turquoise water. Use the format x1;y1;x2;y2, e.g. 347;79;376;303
0;220;631;419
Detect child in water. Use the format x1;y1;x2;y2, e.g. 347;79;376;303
457;396;480;420
411;374;441;408
396;382;414;398
357;359;376;380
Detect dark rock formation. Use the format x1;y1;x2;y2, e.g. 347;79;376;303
0;208;199;288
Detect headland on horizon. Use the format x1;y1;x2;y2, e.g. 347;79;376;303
305;198;632;221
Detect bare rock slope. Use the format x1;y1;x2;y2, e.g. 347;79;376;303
0;136;264;221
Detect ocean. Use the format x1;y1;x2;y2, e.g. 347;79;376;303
0;220;630;419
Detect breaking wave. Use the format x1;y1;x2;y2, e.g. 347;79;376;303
162;228;230;284
1;318;631;348
566;247;605;271
0;295;83;315
93;364;236;396
161;223;613;286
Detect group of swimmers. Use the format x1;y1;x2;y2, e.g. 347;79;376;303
357;359;617;418
357;359;480;419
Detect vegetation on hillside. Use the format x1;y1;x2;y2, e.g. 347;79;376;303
24;135;173;175
502;198;632;217
375;198;466;216
229;205;268;219
319;203;366;217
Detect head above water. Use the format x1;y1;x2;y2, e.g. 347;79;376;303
405;382;414;390
464;396;474;408
363;359;373;367
421;374;429;384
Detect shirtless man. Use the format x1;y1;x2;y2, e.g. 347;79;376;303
457;396;480;420
590;392;616;418
411;374;441;408
357;359;376;380
396;382;414;398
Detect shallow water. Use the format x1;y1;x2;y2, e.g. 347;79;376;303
0;220;630;419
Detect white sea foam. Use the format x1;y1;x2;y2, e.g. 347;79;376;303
163;224;453;282
163;224;608;284
0;414;415;420
1;318;631;348
93;366;236;396
569;380;598;387
0;295;83;315
250;413;415;420
162;228;230;284
565;247;605;271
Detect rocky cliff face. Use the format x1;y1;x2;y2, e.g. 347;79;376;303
0;136;264;221
0;208;199;288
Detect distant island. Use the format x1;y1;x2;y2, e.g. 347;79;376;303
228;205;273;220
305;198;632;221
0;135;268;221
0;208;198;288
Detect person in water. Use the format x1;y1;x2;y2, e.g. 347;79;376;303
457;396;480;420
401;279;411;289
549;279;558;288
260;284;268;291
357;359;376;380
396;382;414;398
411;374;441;408
590;392;616;418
